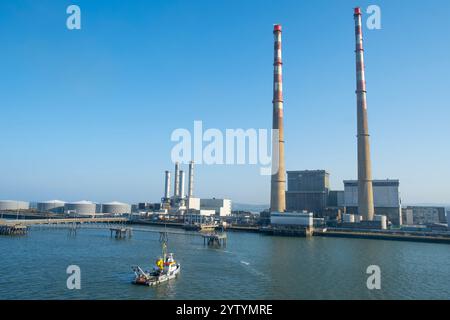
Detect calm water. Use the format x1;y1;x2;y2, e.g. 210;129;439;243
0;225;449;300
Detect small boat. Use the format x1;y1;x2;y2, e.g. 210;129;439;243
131;232;180;286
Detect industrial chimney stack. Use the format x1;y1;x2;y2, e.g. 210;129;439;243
270;24;286;213
179;170;185;200
354;7;374;221
173;162;180;200
164;171;171;201
188;161;194;198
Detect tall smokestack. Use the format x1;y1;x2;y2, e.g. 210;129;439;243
179;170;185;199
188;161;194;198
164;171;171;200
173;162;180;198
354;8;374;221
270;24;286;213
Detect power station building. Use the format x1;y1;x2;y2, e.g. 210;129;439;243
401;206;447;225
344;180;402;225
286;170;330;215
200;198;232;217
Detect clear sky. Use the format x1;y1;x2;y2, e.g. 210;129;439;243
1;0;449;205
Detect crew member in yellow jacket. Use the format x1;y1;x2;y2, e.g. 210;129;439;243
156;258;164;270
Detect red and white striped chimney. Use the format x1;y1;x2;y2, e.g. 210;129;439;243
270;24;286;213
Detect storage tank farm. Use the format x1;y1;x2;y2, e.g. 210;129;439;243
0;200;30;211
64;200;96;216
101;201;131;215
37;200;65;213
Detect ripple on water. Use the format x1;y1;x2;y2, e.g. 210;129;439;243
0;227;449;299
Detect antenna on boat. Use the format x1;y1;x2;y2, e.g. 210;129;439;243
159;230;169;259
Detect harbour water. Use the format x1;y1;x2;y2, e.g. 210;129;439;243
0;225;449;300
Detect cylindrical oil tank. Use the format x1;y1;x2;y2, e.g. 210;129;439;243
64;201;96;215
343;214;355;223
37;200;65;213
101;201;131;215
374;214;387;230
0;200;30;211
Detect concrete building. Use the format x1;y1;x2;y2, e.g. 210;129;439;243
344;179;401;225
200;198;231;217
327;190;345;208
37;200;65;213
0;200;29;211
402;207;414;225
101;201;131;215
186;197;200;211
286;170;330;215
401;206;447;225
64;201;96;216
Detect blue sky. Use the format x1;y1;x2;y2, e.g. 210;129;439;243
0;0;449;205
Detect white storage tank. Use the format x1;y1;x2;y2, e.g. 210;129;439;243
64;200;96;216
101;201;131;215
343;214;355;223
0;200;29;211
37;200;65;213
374;214;387;230
270;212;313;227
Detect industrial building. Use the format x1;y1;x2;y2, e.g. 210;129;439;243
158;160;232;219
200;198;232;217
186;197;200;211
0;200;30;211
401;206;447;225
162;161;196;211
344;180;402;225
101;201;131;215
285;170;330;215
327;190;345;208
37;200;65;213
64;201;96;216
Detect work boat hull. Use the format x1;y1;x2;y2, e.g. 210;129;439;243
132;264;181;286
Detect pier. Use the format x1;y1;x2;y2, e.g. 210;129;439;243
110;227;133;239
202;232;227;247
0;223;27;235
314;229;450;244
0;217;128;236
2;217;128;226
259;225;314;237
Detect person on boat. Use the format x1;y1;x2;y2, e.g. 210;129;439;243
156;258;164;270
